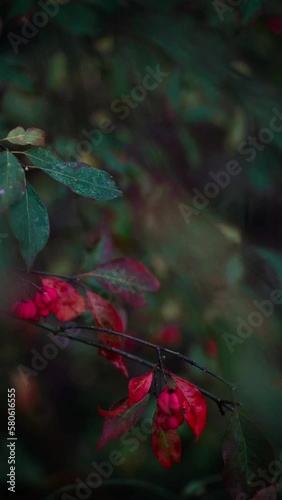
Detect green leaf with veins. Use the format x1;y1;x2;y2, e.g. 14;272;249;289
25;148;122;201
0;151;25;214
9;181;50;270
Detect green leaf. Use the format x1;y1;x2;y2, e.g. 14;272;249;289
222;411;276;499
7;0;35;19
25;148;122;201
54;3;102;36
0;151;25;214
9;182;50;269
0;58;33;92
248;151;280;194
5;127;45;146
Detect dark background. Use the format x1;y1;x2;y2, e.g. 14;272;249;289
1;0;282;498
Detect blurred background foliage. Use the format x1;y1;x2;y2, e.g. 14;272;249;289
1;0;282;498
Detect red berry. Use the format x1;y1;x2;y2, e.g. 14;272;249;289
44;286;58;301
34;287;58;310
157;388;172;415
15;300;37;320
38;307;51;318
169;390;182;413
157;324;182;347
155;409;170;431
206;339;218;357
34;291;50;309
167;411;184;430
157;387;183;415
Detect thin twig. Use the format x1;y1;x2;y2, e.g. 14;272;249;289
25;319;238;413
58;323;235;389
14;269;80;282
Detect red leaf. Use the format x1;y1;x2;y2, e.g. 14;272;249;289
97;394;150;449
86;290;123;331
128;370;154;405
80;257;160;306
41;277;86;321
98;397;130;418
170;373;207;440
86;290;128;377
152;409;182;469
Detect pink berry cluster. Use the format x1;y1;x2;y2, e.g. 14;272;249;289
155;386;185;431
11;286;58;321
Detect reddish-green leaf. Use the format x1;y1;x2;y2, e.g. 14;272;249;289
41;277;86;321
252;485;277;500
97;394;150;449
128;371;154;405
152;410;182;469
5;126;45;146
80;257;160;306
170;373;207;439
86;290;128;376
98;397;130;418
86;289;123;331
222;412;276;500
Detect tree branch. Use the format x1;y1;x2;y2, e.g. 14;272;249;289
26;318;239;413
58;323;235;389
